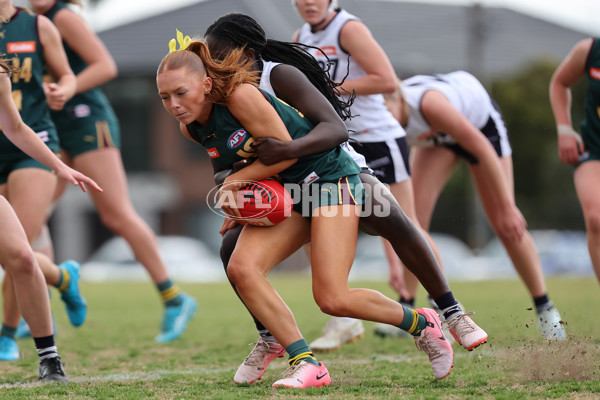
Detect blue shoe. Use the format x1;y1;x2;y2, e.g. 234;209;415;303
155;294;198;343
59;260;87;327
0;336;20;361
16;318;31;339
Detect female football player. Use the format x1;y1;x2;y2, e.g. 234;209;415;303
550;38;600;286
27;0;197;343
157;34;453;387
0;52;100;381
204;12;487;384
0;0;89;361
395;71;566;340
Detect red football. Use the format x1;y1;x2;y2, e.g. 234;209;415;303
236;179;293;226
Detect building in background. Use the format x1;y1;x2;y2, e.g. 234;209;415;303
47;0;590;262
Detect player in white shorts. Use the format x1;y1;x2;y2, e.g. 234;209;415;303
295;3;409;184
388;70;566;341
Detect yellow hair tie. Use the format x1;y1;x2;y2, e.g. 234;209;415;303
168;29;192;52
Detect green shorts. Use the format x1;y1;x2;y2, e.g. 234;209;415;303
0;126;58;184
576;132;600;167
577;150;600;166
53;104;121;158
292;174;365;218
0;155;52;185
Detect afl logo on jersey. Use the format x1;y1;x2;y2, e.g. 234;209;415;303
227;129;247;149
590;67;600;81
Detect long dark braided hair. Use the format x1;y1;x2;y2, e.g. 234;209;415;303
204;13;354;121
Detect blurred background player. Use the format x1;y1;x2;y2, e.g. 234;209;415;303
0;50;100;382
0;0;94;360
550;38;600;286
384;71;566;340
25;0;197;343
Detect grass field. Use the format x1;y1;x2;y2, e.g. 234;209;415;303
0;276;598;399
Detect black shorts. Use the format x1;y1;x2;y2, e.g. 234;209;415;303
349;137;410;184
441;100;512;164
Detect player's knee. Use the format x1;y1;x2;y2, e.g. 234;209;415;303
489;215;511;239
98;202;144;234
226;257;255;289
5;247;36;277
313;292;350;317
585;211;600;236
98;210;129;233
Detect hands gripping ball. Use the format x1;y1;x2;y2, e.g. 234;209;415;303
236;179;292;226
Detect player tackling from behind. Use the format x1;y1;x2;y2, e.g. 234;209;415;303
158;31;455;387
204;12;489;385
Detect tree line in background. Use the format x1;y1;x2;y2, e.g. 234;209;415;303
424;59;587;247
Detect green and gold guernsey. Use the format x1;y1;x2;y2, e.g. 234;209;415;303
44;1;118;150
186;88;361;184
582;38;600;156
0;8;59;158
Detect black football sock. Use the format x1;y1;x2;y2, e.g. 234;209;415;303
434;292;463;320
533;294;552;314
398;296;414;308
34;335;58;361
259;329;278;343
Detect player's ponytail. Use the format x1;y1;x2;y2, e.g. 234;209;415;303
205;13;354;120
0;54;15;76
158;33;259;104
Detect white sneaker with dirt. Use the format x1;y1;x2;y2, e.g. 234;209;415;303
446;312;488;351
373;322;411;338
537;306;566;341
234;338;285;384
414;308;453;380
310;317;364;352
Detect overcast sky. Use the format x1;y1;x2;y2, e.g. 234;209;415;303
13;0;597;36
84;0;600;36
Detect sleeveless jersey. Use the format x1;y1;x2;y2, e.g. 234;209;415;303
259;60;368;169
403;71;497;146
0;8;58;157
259;60;278;98
44;1;116;129
185;88;360;184
296;9;403;142
581;38;600;152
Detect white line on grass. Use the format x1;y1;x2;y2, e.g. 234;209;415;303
0;351;481;388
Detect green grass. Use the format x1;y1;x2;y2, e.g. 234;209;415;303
1;276;599;399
